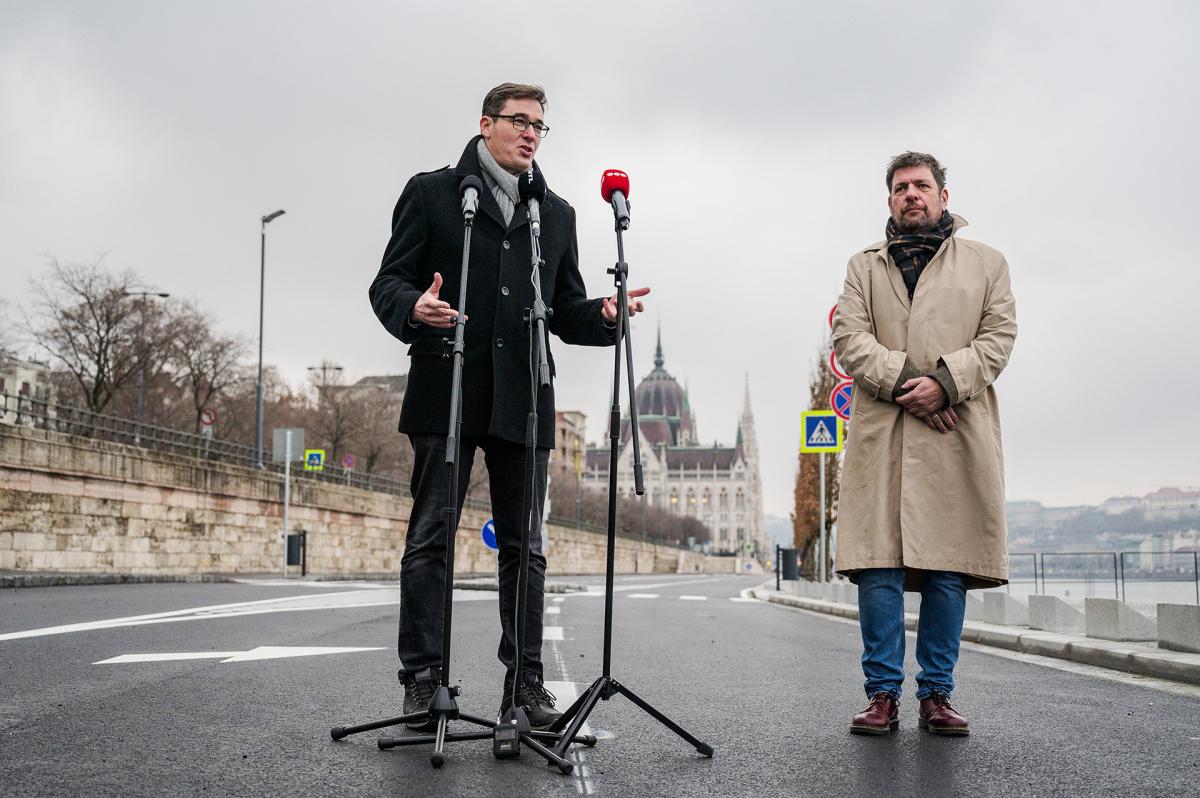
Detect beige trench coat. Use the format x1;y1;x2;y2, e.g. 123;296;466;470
832;216;1017;590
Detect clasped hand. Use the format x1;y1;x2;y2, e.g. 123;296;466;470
895;376;958;434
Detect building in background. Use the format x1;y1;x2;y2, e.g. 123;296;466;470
0;350;53;425
582;331;765;557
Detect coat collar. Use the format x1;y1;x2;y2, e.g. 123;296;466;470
453;135;554;233
863;214;970;310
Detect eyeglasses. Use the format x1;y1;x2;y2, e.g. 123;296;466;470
492;114;551;138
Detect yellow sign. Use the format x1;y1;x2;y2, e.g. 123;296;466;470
800;411;843;453
303;449;326;471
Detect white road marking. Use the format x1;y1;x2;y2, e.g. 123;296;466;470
627;594;659;599
546;606;561;614
94;645;384;665
729;597;758;603
575;575;749;597
543;627;565;641
679;595;707;601
0;589;493;642
552;597;566;603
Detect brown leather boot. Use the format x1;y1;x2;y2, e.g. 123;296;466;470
850;692;899;735
918;694;970;736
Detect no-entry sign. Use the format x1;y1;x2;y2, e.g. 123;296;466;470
830;380;854;421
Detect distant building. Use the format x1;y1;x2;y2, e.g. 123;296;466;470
322;374;407;415
582;331;766;557
1143;486;1200;518
1100;496;1142;515
0;351;53;425
551;410;586;485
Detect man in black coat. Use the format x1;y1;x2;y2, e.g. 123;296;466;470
369;83;648;729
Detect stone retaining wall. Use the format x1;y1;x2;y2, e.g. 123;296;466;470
0;425;706;577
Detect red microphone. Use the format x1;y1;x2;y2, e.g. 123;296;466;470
600;169;631;230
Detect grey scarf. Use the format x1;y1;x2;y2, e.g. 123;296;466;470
476;139;519;225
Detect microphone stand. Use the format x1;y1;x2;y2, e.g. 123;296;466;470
330;190;501;768
489;205;583;773
546;201;714;761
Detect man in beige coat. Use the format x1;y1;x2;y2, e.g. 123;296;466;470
832;151;1017;736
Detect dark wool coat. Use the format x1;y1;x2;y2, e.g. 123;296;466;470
369;136;614;449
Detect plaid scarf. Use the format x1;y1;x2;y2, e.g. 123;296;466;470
885;210;955;299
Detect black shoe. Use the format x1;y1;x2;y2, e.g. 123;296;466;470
499;672;562;730
400;667;440;732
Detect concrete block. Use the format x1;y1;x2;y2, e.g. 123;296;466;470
964;593;985;621
984;593;1029;626
1029;595;1086;634
844;583;858;605
1157;603;1200;654
1085;598;1157;641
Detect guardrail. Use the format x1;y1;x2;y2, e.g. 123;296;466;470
1011;550;1199;604
0;391;665;544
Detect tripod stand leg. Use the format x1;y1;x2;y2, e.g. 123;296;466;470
546;678;596;733
331;710;430;740
550;677;607;757
430;714;449;768
520;732;575;774
610;681;713;757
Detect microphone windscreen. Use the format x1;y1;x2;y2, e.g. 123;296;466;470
460;175;484;195
518;168;547;203
601;169;630;202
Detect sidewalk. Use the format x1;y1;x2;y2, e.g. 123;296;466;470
752;585;1200;687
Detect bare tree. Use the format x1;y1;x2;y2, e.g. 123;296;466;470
309;361;361;465
167;301;250;432
26;255;145;414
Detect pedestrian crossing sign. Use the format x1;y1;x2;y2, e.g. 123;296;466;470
303;449;325;471
800;411;843;453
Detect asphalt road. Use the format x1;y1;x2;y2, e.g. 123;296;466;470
2;574;1198;796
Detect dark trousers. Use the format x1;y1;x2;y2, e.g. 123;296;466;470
398;433;548;682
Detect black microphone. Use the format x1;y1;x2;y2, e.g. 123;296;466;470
460;175;483;220
518;168;547;237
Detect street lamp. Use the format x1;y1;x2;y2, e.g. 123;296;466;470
122;290;171;446
255;209;286;468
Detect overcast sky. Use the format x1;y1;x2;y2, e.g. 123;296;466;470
3;1;1197;517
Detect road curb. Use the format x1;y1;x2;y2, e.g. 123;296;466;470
754;589;1200;687
0;573;233;589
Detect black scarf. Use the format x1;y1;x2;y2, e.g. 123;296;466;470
885;210;955;299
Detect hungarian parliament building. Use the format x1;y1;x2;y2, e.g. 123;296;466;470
579;333;766;558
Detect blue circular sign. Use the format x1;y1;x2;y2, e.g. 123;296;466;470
830;380;853;421
481;519;498;550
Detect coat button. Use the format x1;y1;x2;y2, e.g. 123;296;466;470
496;338;504;348
502;240;511;250
501;286;510;296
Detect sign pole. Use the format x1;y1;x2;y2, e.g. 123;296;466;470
283;430;292;578
819;451;826;583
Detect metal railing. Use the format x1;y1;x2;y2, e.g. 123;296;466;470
0;391;672;545
1011;549;1199;604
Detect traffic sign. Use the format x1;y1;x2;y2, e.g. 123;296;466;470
200;408;217;427
830;380;854;421
828;304;837;330
800;410;843;453
303;449;325;471
341;454;356;470
481;519;498;550
829;351;850;381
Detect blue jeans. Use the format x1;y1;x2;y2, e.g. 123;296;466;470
857;568;967;700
